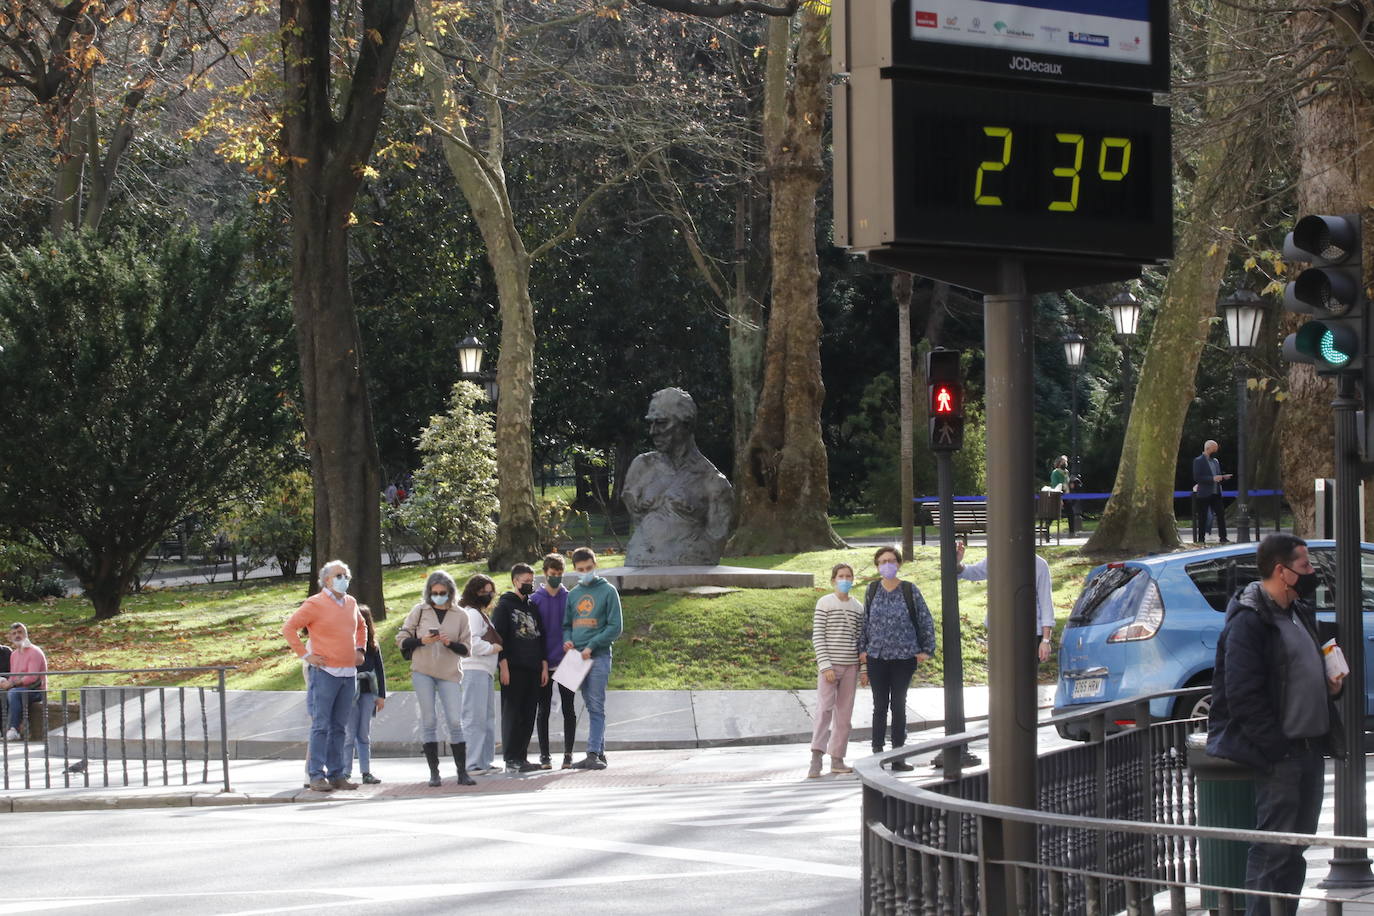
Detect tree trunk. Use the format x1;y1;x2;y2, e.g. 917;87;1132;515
726;10;844;555
280;0;413;619
1085;4;1264;555
1279;9;1374;537
729;186;768;468
414;0;540;569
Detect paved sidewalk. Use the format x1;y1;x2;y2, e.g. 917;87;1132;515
0;684;1054;811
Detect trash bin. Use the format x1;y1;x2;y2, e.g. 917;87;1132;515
1187;733;1254;911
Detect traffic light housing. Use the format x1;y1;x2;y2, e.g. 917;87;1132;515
926;348;964;451
1281;214;1365;375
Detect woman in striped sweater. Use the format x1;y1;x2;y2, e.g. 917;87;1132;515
808;563;865;777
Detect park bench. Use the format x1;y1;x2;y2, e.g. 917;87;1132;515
917;500;989;545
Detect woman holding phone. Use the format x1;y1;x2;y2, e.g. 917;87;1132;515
398;571;475;787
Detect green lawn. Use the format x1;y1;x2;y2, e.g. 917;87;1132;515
0;545;1098;692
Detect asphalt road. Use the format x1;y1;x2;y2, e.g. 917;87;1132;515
9;777;861;914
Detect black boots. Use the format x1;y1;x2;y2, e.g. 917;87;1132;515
451;742;476;786
423;741;442;787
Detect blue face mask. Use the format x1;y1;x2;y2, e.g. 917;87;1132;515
579;570;599;585
332;575;350;594
431;593;450;606
835;579;854;594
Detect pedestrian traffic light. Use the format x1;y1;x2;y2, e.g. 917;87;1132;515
926;348;964;451
1281;214;1366;376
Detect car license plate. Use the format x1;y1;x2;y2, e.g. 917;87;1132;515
1071;677;1105;699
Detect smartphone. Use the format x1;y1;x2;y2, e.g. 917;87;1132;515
428;627;440;636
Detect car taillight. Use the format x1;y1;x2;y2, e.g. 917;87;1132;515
1106;580;1164;642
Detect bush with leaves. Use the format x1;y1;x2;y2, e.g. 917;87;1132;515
0;227;295;618
0;533;64;601
223;469;313;579
395;382;498;561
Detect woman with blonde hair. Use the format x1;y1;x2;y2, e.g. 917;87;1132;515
398;570;475;787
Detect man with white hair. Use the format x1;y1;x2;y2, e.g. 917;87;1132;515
1192;439;1232;544
1;623;46;741
282;560;366;791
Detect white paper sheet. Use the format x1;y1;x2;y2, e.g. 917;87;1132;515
552;649;592;692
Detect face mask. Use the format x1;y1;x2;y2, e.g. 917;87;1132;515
835;579;854;594
547;576;563;589
332;575;350;594
1287;568;1319;601
431;593;450;606
474;592;493;608
579;570;599;585
518;582;535;597
878;562;898;580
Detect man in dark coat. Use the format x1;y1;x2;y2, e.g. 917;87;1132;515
1206;533;1346;916
1192;439;1232;543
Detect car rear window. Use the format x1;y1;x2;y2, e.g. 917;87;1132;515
1068;565;1144;625
1184;554;1259;613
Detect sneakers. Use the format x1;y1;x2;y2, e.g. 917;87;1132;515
539;755;553;771
506;760;542;774
807;750;824;779
307;776;334;792
595;751;608;767
829;757;854;775
561;754;574;770
890;760;915;772
361;773;381;785
4;728;19;741
331;776;359;790
569;753;606;770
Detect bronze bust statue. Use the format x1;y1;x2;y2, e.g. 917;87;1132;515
622;388;734;566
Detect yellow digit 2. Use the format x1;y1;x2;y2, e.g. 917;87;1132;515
974;127;1012;206
1048;133;1083;212
1099;137;1132;180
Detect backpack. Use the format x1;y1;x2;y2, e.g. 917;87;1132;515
863;580;924;636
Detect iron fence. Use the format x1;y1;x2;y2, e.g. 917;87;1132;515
857;688;1374;915
0;666;234;792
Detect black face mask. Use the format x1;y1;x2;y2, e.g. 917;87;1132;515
518;582;535;597
473;592;493;608
1291;571;1320;601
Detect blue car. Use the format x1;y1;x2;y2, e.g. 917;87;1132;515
1054;540;1374;739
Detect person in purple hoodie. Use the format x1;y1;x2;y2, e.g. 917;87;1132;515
530;552;579;769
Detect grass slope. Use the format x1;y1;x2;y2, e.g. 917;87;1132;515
0;547;1100;691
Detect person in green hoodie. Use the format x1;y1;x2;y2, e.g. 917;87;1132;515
562;546;623;770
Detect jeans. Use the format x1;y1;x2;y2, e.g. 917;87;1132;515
500;666;541;764
811;663;859;758
6;686;41;731
581;653;612;754
461;670;497;769
1245;746;1325;916
306;668;356;779
412;672;464;744
342;691;376;777
867;656;919;752
536;678;578;759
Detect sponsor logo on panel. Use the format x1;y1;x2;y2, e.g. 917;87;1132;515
915;10;938;27
1068;31;1109;47
1009;55;1063;74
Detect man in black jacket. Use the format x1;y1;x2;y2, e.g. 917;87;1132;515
1192;439;1232;543
492;563;549;774
1206;533;1345;915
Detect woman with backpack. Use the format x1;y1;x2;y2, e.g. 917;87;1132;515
858;546;936;772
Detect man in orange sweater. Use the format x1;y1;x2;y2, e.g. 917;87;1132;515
282;560;366;791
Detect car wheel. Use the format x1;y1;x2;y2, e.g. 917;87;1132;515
1174;687;1211;723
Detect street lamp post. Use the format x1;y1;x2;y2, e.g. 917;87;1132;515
1108;291;1142;428
1062;331;1086;534
1219;290;1265;543
456;335;499;404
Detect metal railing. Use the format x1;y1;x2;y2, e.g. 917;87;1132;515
0;666;235;792
857;688;1374;915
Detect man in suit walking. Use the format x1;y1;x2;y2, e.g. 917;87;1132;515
1193;439;1232;543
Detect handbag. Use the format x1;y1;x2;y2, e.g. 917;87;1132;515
357;669;379;695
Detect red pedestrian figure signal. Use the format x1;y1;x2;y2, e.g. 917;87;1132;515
930;382;961;417
934;384;956;414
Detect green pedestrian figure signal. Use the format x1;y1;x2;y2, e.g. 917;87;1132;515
927;348;965;451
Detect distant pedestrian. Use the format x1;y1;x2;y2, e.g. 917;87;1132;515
531;552;578;769
563;547;623;770
342;605;386;785
1192;439;1233;543
459;574;502;775
1;623;45;742
955;540;1055;663
1049;455;1070;491
858;546;936;772
397;570;475;787
808;563;863;778
492;563;548;774
281;561;365;791
1206;533;1345;916
384;482;399;506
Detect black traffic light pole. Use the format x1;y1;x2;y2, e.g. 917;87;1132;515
1322;374;1374;887
935;449;969;777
